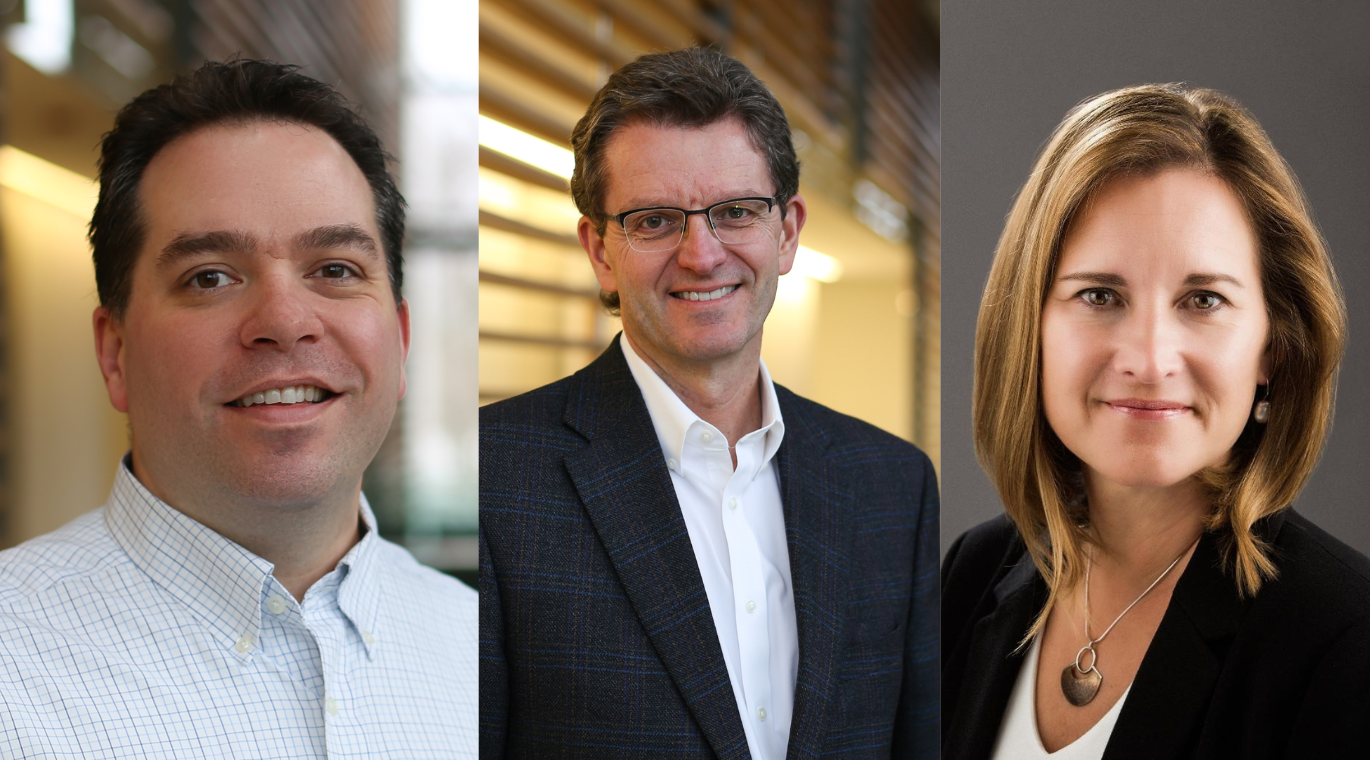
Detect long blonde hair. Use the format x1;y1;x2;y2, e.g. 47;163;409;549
973;84;1346;640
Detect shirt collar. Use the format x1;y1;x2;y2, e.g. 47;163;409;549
104;456;381;661
619;333;785;468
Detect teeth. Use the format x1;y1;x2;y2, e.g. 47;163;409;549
235;384;328;407
675;285;737;302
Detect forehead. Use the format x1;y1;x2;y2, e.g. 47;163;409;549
599;117;771;210
1058;168;1258;279
138;120;378;247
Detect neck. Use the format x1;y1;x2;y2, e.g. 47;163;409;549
129;451;363;601
623;330;765;454
1084;473;1208;577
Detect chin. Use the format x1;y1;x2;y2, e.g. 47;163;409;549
673;334;756;363
219;446;354;509
1085;453;1202;493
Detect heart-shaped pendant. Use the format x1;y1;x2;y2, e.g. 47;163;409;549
1061;663;1102;706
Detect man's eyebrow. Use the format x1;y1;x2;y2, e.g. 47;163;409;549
157;230;258;268
294;224;379;256
1056;271;1126;287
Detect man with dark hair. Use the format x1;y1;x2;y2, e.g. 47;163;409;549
480;47;937;758
0;60;476;758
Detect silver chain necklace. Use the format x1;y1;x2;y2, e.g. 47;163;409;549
1060;539;1197;706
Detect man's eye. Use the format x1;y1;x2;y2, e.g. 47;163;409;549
315;264;357;279
191;271;232;289
725;205;751;219
642;215;667;229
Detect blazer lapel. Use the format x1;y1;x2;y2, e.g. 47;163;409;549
771;390;855;759
562;338;750;760
945;555;1042;760
1103;519;1271;760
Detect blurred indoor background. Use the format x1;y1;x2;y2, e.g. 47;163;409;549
0;0;478;584
477;0;940;470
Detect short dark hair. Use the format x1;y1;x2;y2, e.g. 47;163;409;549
90;59;406;318
570;47;800;313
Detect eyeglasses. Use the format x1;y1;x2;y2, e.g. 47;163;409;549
608;197;778;252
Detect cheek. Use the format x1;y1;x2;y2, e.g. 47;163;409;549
1039;311;1106;439
124;310;231;401
322;303;403;384
1039;314;1075;412
1196;318;1269;397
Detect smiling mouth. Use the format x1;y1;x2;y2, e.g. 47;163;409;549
1106;400;1191;418
229;384;336;407
671;285;737;301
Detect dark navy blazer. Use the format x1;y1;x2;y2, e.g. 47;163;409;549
942;510;1370;759
480;337;939;759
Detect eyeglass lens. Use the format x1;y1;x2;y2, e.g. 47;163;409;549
622;199;774;251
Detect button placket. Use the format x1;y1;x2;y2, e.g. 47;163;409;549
720;474;772;749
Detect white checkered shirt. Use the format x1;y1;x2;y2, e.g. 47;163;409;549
0;460;478;758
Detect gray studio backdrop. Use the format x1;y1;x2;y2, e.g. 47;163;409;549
942;2;1370;554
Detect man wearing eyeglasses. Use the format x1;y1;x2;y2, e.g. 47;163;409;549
480;48;937;759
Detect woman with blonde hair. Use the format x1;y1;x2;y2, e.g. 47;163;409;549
942;84;1370;759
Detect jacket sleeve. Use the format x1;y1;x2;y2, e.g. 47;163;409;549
478;524;507;760
890;452;940;757
1287;614;1370;756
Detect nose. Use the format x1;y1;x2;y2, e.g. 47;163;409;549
239;271;323;352
1113;303;1183;382
673;213;727;275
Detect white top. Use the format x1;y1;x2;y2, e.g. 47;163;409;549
991;635;1130;760
621;336;797;760
0;458;478;758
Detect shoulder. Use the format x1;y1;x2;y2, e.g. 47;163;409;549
373;539;478;645
374;538;478;609
1259;510;1370;624
942;515;1026;593
775;384;931;470
0;509;123;609
479;373;577;431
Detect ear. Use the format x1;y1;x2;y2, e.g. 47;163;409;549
579;216;619;295
396;297;412;400
776;194;808;276
93;306;129;414
1258;343;1271;386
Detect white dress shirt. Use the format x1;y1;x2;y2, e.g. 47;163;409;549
0;457;478;758
991;635;1130;760
621;336;798;760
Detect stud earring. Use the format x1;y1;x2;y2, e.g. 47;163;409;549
1253;385;1270;424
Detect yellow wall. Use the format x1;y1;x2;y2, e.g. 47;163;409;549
0;152;127;546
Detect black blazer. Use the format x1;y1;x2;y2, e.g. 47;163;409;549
480;337;939;759
942;510;1370;759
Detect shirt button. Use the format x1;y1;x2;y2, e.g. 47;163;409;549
746;600;757;613
326;696;339;716
363;630;376;645
666;458;679;472
729;497;738;511
757;706;767;722
701;430;714;444
266;594;288;615
234;635;254;653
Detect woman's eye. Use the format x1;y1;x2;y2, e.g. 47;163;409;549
191;271;232;289
1190;291;1224;310
1080;288;1115;307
